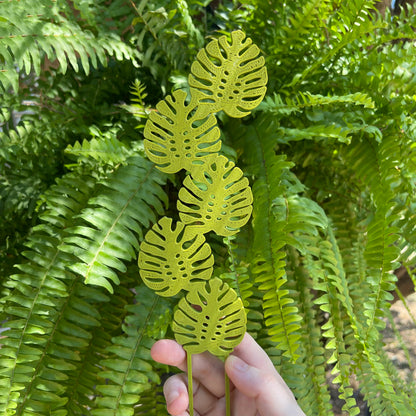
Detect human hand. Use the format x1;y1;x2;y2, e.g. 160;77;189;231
151;332;306;416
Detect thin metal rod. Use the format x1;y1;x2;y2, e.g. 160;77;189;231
187;352;194;416
225;371;231;416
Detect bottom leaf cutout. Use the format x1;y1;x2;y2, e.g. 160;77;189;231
172;277;246;356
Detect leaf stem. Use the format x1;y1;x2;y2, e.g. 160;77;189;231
187;352;194;416
225;370;231;416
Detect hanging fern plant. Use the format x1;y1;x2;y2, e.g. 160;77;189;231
1;2;416;416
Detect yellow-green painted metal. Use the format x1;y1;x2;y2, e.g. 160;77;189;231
172;277;246;357
138;217;213;296
177;155;253;236
138;29;267;416
144;90;221;173
189;30;268;118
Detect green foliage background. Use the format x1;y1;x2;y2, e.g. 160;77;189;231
1;1;416;415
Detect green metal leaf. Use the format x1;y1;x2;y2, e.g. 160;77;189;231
143;89;221;173
189;30;268;118
138;217;214;296
172;277;246;356
177;155;253;236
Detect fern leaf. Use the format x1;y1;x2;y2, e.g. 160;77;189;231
220;235;254;308
258;92;375;115
0;173;97;414
290;249;333;416
236;117;303;361
93;286;171;416
65;126;132;167
61;156;169;293
175;0;204;49
307;235;360;416
284;0;332;39
11;281;107;416
347;136;402;335
357;349;411;416
290;0;385;87
217;231;264;338
362;214;400;336
277;124;370;145
0;0;138;92
133;382;169;416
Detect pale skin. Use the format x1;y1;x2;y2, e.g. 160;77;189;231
151;333;306;416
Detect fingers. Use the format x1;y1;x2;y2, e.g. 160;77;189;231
151;339;226;397
225;354;305;416
151;339;186;368
232;333;277;374
163;373;219;416
163;374;188;416
231;333;297;398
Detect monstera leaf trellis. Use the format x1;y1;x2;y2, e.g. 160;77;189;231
138;30;267;416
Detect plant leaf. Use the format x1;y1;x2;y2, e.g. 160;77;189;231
172;277;246;356
189;30;268;118
177;155;253;236
138;217;214;296
144;89;221;173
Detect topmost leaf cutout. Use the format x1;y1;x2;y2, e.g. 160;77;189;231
189;30;268;118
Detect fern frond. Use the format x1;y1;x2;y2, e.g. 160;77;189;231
362;214;399;335
134;382;169;416
258;92;375;115
0;118;69;232
234;116;328;361
278;124;354;144
357;346;414;416
346;136;401;335
0;0;138;92
93;286;171;416
65;126;132;167
220;235;254;308
63;276;135;416
322;225;408;415
241;125;301;360
0;172;97;414
290;0;385;87
303;234;360;416
283;0;333;41
61;156;169;293
289;249;333;416
13;282;108;416
378;349;416;413
175;0;204;49
129;0;205;84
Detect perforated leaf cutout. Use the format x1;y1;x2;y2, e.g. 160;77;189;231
172;277;246;356
143;89;221;173
189;30;268;118
138;217;214;296
177;155;253;236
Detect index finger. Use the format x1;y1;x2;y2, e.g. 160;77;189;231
232;333;277;374
151;339;226;397
230;333;296;398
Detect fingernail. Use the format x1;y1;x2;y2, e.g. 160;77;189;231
166;389;179;405
228;355;249;372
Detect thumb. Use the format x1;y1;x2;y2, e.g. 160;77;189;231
225;355;304;416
